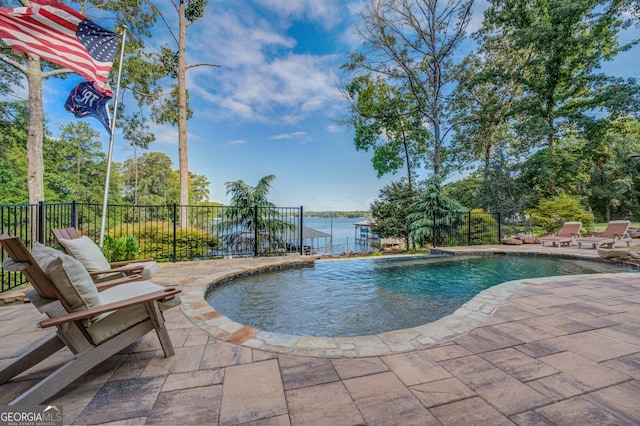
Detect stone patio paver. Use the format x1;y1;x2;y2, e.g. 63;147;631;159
429;396;514;426
218;359;287;425
285;381;364;426
0;245;639;424
342;372;438;425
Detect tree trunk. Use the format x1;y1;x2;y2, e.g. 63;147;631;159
26;55;45;205
178;0;189;228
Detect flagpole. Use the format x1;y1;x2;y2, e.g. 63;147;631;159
99;25;127;248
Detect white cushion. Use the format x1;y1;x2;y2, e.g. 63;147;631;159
30;242;101;311
87;281;180;344
58;236;111;272
137;261;158;280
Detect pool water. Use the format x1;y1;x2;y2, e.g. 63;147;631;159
205;255;635;337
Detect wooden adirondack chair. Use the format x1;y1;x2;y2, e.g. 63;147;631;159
0;235;180;405
51;227;157;282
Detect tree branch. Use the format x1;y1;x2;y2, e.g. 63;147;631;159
43;68;72;78
0;53;27;74
185;63;221;70
150;2;179;45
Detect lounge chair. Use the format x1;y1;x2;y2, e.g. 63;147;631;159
576;220;632;249
0;235;180;405
540;221;582;247
51;227;157;282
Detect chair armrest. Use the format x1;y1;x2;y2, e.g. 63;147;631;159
38;287;181;328
94;274;144;290
109;258;154;267
88;264;144;276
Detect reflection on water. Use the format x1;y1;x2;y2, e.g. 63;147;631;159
206;255;635;337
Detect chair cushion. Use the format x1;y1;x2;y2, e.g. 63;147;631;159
58;236;111;273
138;261;158;280
30;242;101;311
87;281;181;344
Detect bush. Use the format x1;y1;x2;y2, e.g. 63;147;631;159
102;234;140;262
109;222;219;262
526;194;594;235
469;209;499;244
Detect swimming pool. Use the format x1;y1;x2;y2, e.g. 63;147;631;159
205;254;635;337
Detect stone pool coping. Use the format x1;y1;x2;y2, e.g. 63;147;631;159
175;248;634;358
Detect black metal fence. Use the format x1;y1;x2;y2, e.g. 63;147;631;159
0;202;531;293
0;202;305;293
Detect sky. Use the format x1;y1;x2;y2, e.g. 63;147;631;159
19;0;640;211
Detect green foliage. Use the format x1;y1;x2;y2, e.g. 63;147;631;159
121;152;209;205
583;118;640;221
468;209;499;245
345;74;429;183
370;179;420;248
213;175;295;251
443;174;483;210
151;84;194;126
44;122;107;204
102;235;140;262
476;149;525;217
526;194;595;234
185;0;207;22
518;142;589;208
111;222;218;262
407;176;468;247
0;101;29;203
481;0;639;148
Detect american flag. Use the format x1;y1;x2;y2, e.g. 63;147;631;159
0;0;118;94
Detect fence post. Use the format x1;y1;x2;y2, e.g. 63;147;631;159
468;211;472;246
497;212;502;244
72;200;78;228
172;203;177;262
38;201;46;243
299;206;304;255
253;206;259;257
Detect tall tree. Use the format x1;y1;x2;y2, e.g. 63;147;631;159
344;0;474;176
481;0;640;149
148;0;219;228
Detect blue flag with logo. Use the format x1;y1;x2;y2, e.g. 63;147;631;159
64;81;113;132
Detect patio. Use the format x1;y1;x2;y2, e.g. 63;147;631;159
0;245;639;425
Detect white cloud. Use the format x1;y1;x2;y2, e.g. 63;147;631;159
225;139;247;146
271;131;308;140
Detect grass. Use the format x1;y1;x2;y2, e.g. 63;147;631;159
592;222;640;232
